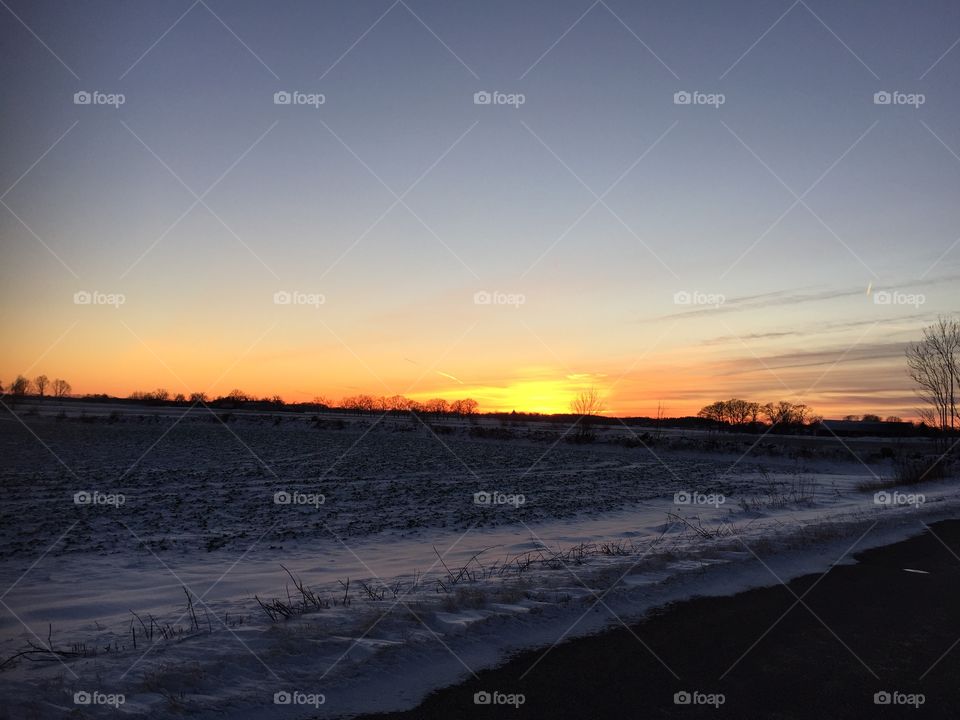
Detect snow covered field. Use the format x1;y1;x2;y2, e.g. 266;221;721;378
1;408;956;718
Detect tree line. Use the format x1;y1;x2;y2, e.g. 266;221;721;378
123;388;480;417
697;399;820;431
1;374;71;399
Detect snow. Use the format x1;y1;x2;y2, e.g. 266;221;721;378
0;409;956;718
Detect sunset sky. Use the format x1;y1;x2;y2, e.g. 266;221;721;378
2;0;959;418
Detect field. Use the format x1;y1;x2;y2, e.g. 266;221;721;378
1;403;957;718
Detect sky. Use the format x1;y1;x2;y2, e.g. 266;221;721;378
1;0;959;418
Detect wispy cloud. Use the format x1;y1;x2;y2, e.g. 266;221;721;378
649;274;960;323
435;370;464;384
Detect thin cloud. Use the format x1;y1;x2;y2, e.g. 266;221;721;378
435;370;464;384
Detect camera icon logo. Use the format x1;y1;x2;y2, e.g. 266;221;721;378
473;290;492;305
473;91;492;105
674;491;691;505
673;290;691;305
874;491;891;505
473;491;492;506
872;290;891;305
674;91;692;105
874;691;892;705
74;691;92;705
674;691;692;705
74;290;92;305
873;91;892;105
74;91;91;105
274;91;292;105
74;491;92;505
474;691;492;705
274;690;292;704
274;491;292;505
273;290;292;305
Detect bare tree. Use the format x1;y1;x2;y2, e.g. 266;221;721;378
906;317;960;433
387;395;410;412
10;375;31;397
725;399;751;425
425;398;449;417
571;387;605;439
34;375;49;398
189;392;209;404
52;378;71;398
761;401;811;430
697;400;728;426
698;399;762;430
452;398;478;417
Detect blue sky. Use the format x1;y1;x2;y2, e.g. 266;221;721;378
2;0;959;416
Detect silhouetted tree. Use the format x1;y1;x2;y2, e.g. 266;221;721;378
571;387;604;439
425;398;449;417
52;378;71;398
906;317;960;434
451;398;479;417
698;400;727;426
10;375;31;397
35;375;49;397
761;401;811;430
387;395;409;412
